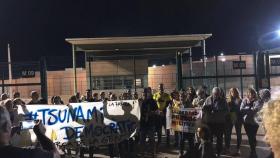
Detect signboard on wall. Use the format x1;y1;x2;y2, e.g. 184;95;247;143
21;70;35;78
270;58;280;66
232;61;246;69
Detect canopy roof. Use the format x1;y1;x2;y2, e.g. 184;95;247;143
66;34;212;53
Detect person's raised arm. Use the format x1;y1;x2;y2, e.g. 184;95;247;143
33;120;60;158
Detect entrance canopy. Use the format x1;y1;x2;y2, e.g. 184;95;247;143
66;34;212;93
66;34;212;54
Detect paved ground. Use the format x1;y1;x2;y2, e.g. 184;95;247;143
68;125;271;158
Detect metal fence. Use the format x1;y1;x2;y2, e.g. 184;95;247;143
0;61;43;99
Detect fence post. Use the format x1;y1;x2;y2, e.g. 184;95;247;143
240;56;244;98
40;57;48;104
254;52;259;92
176;51;183;90
265;52;271;89
1;72;4;93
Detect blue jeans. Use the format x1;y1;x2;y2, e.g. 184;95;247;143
225;119;242;149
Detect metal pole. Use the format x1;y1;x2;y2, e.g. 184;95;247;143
1;72;4;93
133;56;137;92
7;44;13;97
40;57;48;104
202;40;207;86
265;52;271;89
215;55;218;87
72;45;77;94
254;52;259;92
189;48;194;86
223;61;226;94
176;51;183;90
240;56;244;98
88;57;93;91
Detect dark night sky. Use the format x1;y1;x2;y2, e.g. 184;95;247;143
0;0;280;64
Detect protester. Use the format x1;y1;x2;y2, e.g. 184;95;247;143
75;92;82;102
166;91;181;147
153;83;172;146
85;89;94;102
240;88;262;158
179;90;196;157
183;87;196;107
192;88;207;108
262;97;280;158
27;91;40;105
259;89;271;103
1;93;8;101
13;92;20;99
133;91;138;100
126;89;133;100
140;87;158;156
109;93;117;101
92;93;99;102
202;87;229;157
202;85;210;98
52;96;63;105
3;99;16;125
224;88;242;155
99;91;108;102
0;93;9;106
0;106;60;158
121;92;129;100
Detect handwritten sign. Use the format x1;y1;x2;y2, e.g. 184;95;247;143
171;108;202;133
15;100;140;147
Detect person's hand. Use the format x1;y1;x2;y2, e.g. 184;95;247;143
20;101;26;109
33;120;46;135
11;126;21;136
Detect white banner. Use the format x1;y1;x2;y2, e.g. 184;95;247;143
14;100;140;147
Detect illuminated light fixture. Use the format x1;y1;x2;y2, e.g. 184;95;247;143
220;53;224;56
152;65;156;68
277;29;280;37
162;64;165;67
221;58;226;62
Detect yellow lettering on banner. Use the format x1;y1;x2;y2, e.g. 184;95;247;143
51;129;57;141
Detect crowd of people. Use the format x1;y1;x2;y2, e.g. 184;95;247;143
0;83;277;158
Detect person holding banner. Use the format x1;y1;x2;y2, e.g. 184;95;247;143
166;91;181;147
153;83;172;146
179;88;196;157
140;87;158;156
202;87;229;157
0;106;60;158
192;88;207;108
28;91;41;105
85;89;95;102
